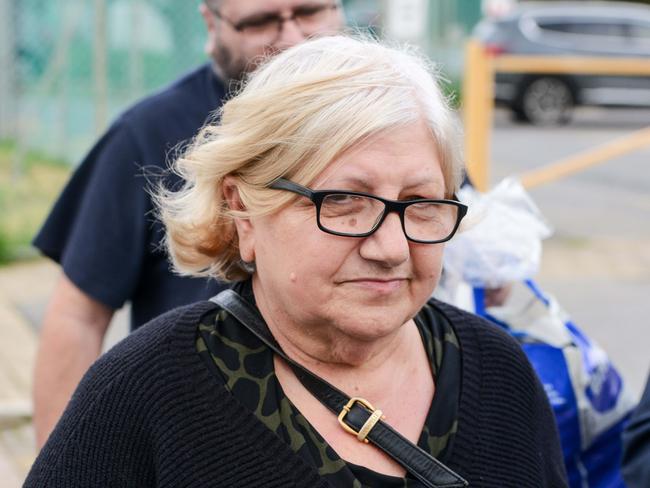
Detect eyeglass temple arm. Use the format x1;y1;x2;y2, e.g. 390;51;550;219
269;178;314;199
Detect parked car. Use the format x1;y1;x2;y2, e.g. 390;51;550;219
473;1;650;124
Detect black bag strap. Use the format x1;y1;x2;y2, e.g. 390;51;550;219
210;289;468;488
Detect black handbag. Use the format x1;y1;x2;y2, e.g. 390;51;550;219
210;289;468;488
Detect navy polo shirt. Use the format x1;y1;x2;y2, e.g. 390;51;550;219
34;64;229;329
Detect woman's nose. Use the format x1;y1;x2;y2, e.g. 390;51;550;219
358;212;410;266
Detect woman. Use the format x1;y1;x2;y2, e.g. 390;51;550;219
26;36;567;487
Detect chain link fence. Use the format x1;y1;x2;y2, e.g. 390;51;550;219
1;0;207;166
0;0;480;167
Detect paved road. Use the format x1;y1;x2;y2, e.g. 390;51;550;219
490;106;650;399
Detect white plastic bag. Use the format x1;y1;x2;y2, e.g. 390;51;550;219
443;178;552;288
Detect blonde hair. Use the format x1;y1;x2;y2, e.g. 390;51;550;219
157;35;464;281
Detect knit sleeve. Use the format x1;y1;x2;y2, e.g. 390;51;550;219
430;299;569;487
479;322;569;487
21;303;210;487
528;359;570;487
24;342;157;486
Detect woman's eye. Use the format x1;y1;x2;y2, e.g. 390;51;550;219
332;195;356;203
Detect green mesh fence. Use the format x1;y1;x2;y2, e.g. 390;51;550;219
1;0;479;167
2;0;207;165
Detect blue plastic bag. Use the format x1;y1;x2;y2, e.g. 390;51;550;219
436;180;636;487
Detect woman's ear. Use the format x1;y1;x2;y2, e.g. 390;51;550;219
222;177;255;263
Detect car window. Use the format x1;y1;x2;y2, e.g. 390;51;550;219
526;16;632;53
537;20;626;38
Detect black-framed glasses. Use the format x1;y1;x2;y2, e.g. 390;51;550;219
269;178;468;244
211;2;339;43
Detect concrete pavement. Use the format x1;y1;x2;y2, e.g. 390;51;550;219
0;259;129;486
538;236;650;398
0;260;49;486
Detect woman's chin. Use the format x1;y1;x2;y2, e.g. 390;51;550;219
329;308;411;343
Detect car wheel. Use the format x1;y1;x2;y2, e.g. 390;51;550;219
514;77;575;125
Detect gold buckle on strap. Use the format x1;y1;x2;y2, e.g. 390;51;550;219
337;397;385;444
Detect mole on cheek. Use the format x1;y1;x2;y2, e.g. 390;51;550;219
289;272;297;283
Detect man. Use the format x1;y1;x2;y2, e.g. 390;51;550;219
623;375;650;487
32;0;344;447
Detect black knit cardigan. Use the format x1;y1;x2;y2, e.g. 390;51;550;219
25;299;568;487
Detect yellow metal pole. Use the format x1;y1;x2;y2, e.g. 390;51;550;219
462;40;494;192
520;126;650;189
494;55;650;76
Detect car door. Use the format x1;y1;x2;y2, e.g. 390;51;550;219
535;17;650;106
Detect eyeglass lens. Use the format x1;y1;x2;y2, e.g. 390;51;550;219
319;194;459;242
238;3;335;39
